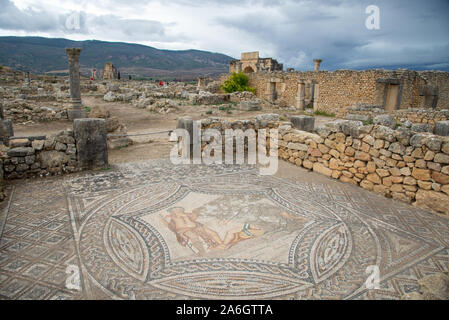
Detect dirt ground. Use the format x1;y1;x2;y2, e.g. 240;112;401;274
13;96;335;164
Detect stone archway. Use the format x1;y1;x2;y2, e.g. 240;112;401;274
243;66;255;73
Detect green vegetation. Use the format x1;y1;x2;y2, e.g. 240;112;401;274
85;106;92;113
218;105;235;113
314;110;336;117
362;119;374;126
221;72;256;94
206;110;213;115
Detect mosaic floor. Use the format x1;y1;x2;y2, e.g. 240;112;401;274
0;159;448;300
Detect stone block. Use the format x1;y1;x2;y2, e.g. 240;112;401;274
373;115;395;128
73;118;108;169
0;119;13;146
290;116;315;132
434;121;449;136
9;138;31;148
38;150;70;168
7;147;34;157
239;100;261;111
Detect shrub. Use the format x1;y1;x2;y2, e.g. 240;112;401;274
206;110;213;115
314;110;336;117
85;106;92;113
221;72;256;94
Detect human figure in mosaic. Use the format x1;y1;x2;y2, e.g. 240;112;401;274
161;207;223;255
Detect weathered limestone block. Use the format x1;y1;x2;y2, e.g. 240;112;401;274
290;116;315;132
7;147;34;157
388;142;406;155
313;162;332;177
287;142;308;152
74;118;108;169
239;100;261;111
414;190;449;214
9;138;31;148
32;139;45;151
411;123;431;133
434;153;449;164
373;115;395;128
341;121;363;138
104;92;117;102
374;126;395;142
434;121;449;136
38;150;70;168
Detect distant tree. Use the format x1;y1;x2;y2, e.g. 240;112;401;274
221;71;256;93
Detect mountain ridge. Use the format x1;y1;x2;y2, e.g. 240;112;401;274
0;36;234;80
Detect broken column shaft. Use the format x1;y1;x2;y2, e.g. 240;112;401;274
66;48;86;120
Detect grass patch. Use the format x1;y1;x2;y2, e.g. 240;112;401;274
314;110;336;117
206;110;213;115
85;106;91;113
362;119;374;126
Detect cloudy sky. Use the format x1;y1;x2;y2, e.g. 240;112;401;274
0;0;448;71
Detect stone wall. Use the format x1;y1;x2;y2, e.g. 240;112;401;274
3;130;80;179
246;69;449;114
198;115;449;215
278;120;449;214
344;105;449;130
0;118;109;181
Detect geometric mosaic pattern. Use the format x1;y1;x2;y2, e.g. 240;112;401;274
1;159;448;299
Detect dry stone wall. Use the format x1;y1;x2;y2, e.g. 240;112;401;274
199;115;449;215
2;130;80;179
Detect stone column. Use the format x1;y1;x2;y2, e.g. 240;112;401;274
313;82;320;112
295;80;306;110
23;72;30;87
313;59;322;72
66;48;86;120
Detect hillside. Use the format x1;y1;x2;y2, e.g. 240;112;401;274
0;36;234;80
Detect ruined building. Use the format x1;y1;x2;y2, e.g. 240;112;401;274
229;52;283;74
103;62;118;80
229;54;449;114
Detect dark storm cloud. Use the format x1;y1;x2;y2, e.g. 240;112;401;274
216;0;449;70
0;0;448;71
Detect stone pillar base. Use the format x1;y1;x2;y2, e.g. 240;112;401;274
295;98;305;110
68;109;87;121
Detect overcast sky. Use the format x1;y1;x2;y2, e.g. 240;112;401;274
0;0;448;71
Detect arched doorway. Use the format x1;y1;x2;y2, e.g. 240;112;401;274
243;66;255;73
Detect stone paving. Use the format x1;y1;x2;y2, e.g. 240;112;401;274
0;159;448;300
